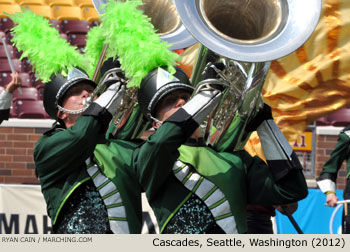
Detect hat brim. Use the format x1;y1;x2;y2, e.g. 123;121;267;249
149;83;194;117
56;77;97;106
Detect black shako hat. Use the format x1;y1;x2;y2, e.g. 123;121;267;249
137;66;193;119
43;68;97;120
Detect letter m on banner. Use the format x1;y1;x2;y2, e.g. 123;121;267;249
0;214;19;234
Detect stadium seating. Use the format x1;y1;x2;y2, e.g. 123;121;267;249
20;58;34;73
3;31;15;45
0;44;17;59
36;82;45;100
12;99;49;118
90;20;100;27
0;4;21;18
45;0;73;6
68;33;86;48
80;6;99;22
0;58;24;72
0;18;14;33
48;19;61;32
18;72;34;87
21;5;53;19
73;0;93;7
315;116;330;126
326;107;350;127
0;72;12;87
51;5;82;20
61;19;89;34
0;72;33;88
12;87;39;102
15;0;45;5
1;0;16;4
59;33;68;41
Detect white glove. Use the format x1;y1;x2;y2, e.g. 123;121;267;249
181;85;222;125
93;82;126;116
257;119;303;181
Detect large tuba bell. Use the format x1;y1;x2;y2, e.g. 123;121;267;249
90;0;196;138
174;0;322;150
138;0;196;50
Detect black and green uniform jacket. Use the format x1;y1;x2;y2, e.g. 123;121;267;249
317;126;350;194
133;122;308;233
34;113;143;233
93;139;142;233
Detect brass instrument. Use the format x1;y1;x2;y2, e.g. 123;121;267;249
90;0;197;138
173;0;322;150
139;0;196;50
91;0;196;50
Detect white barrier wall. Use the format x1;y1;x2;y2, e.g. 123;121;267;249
0;184;50;234
0;184;158;234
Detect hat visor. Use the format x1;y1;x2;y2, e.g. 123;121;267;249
149;82;194;117
56;77;97;106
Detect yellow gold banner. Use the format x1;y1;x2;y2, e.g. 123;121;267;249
262;0;350;141
177;0;350;158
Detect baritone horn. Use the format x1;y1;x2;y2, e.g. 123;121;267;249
173;0;322;150
90;0;197;138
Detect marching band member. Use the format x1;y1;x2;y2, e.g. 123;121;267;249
317;126;350;234
11;0;180;233
34;68;129;233
134;66;308;233
10;9;144;234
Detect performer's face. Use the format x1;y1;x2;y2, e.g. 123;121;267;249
57;82;95;128
152;89;201;138
153;90;201;138
154;90;191;123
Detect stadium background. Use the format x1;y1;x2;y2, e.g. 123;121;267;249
1;0;350;233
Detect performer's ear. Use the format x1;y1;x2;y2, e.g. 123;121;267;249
57;110;67;121
152;120;160;130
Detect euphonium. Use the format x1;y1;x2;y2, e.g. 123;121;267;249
173;0;321;150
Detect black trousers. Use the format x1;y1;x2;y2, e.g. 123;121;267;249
246;209;274;234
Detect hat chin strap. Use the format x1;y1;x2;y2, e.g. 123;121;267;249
57;104;87;115
57;97;90;115
150;115;163;127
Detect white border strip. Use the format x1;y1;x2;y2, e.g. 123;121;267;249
0;118;55;128
316;126;342;136
0;183;41;188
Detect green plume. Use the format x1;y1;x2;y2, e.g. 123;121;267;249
9;9;87;83
84;25;105;78
98;0;180;88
